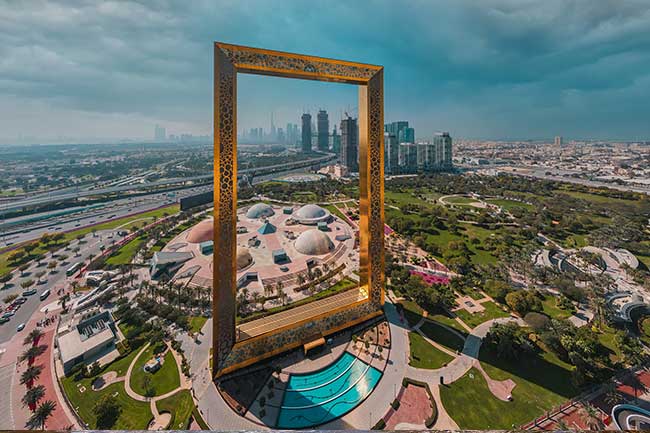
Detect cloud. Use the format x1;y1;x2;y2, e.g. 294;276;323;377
0;0;649;141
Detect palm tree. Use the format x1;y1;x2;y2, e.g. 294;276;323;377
275;281;283;298
296;273;305;287
26;400;56;430
20;365;43;387
22;385;45;410
580;403;604;431
20;345;47;365
23;328;44;347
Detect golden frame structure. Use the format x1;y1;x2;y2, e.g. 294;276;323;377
213;42;384;378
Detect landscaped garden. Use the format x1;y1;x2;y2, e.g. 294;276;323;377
454;301;510;329
130;344;180;397
418;320;465;353
408;331;453;369
156;389;195;429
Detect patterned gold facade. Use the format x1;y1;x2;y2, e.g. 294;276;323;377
213;42;384;377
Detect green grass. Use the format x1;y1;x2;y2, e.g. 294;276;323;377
322;203;350;222
408;331;454;369
555;190;639;205
445;196;479;205
189;316;207;334
541;296;573;320
61;375;152;429
419;320;465;353
106;236;145;266
399;300;468;334
454;301;510;329
441;345;578;429
597;325;623;363
156;390;195;430
130;346;180;397
485;198;534;211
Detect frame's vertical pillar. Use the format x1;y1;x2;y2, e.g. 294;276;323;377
212;44;237;378
359;70;385;307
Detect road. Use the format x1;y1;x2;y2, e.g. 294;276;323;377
0;185;210;250
0;229;123;344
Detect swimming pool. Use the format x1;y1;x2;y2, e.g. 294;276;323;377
276;351;382;429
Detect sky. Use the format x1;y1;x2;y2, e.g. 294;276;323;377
1;0;649;144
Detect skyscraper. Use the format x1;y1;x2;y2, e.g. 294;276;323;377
154;124;166;141
399;127;415;144
398;142;418;173
340;115;358;172
317;110;329;152
270;112;277;141
384;132;399;175
554;136;563;147
301;113;312;153
332;125;341;155
432;132;453;170
385;121;410;143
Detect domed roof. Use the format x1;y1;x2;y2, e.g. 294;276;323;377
294;229;334;256
236;247;253;270
295;204;328;220
187;219;213;243
246;203;275;219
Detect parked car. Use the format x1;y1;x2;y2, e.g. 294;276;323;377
16;323;25;332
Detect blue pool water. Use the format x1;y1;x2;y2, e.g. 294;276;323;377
276;352;382;429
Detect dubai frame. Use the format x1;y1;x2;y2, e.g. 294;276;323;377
212;42;385;377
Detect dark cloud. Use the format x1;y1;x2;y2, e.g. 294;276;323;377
0;0;649;141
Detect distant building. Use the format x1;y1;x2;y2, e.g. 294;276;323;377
554;135;563;147
434;132;453;169
301;113;312;153
385;121;408;140
384;132;399;175
399;127;415;144
318;163;349;179
154;124;166;141
398;142;418;173
340;115;358;172
332;125;341;155
317;110;329;152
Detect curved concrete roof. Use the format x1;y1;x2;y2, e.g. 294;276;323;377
294;229;334;256
246;203;275;219
236;247;253;271
294;204;330;224
186;219;213;244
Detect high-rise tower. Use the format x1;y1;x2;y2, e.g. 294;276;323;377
340;115;358;172
301;113;312;153
317;110;329;152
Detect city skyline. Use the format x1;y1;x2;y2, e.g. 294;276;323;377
1;1;650;145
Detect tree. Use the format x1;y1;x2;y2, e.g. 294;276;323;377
580;403;604;431
505;290;542;316
26;400;56;430
94;393;122;429
8;249;26;264
20;345;47;364
20;279;35;290
0;273;12;290
524;312;551;330
21;385;45;410
484;322;532;360
20;365;43;387
23;328;44;347
35;271;46;283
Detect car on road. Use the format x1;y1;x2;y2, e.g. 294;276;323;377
16;323;25;332
2;311;15;319
15;297;28;304
22;289;37;296
0;317;9;324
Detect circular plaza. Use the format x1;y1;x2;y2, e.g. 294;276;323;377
152;202;358;307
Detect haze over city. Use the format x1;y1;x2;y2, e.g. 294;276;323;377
1;0;650;144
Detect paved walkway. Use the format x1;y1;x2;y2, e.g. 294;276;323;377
123;341;192;430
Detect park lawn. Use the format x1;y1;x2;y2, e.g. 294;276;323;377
554;190;639;205
454;301;509;329
541;296;573;321
564;233;588;248
156;389;195;430
322;204;349;222
130;346;180;397
419;320;465;353
441;344;578;430
291;191;318;202
638;254;650;269
61;377;152;429
485;198;534;211
408;331;453;369
596;325;623;364
106;236;145;266
385;191;421;208
445;196;478;206
399;300;468;335
189;316;207;334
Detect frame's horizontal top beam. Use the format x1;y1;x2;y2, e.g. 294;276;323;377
216;41;382;84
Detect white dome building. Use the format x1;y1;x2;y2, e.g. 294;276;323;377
294;204;331;225
294;229;335;256
246;203;275;219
